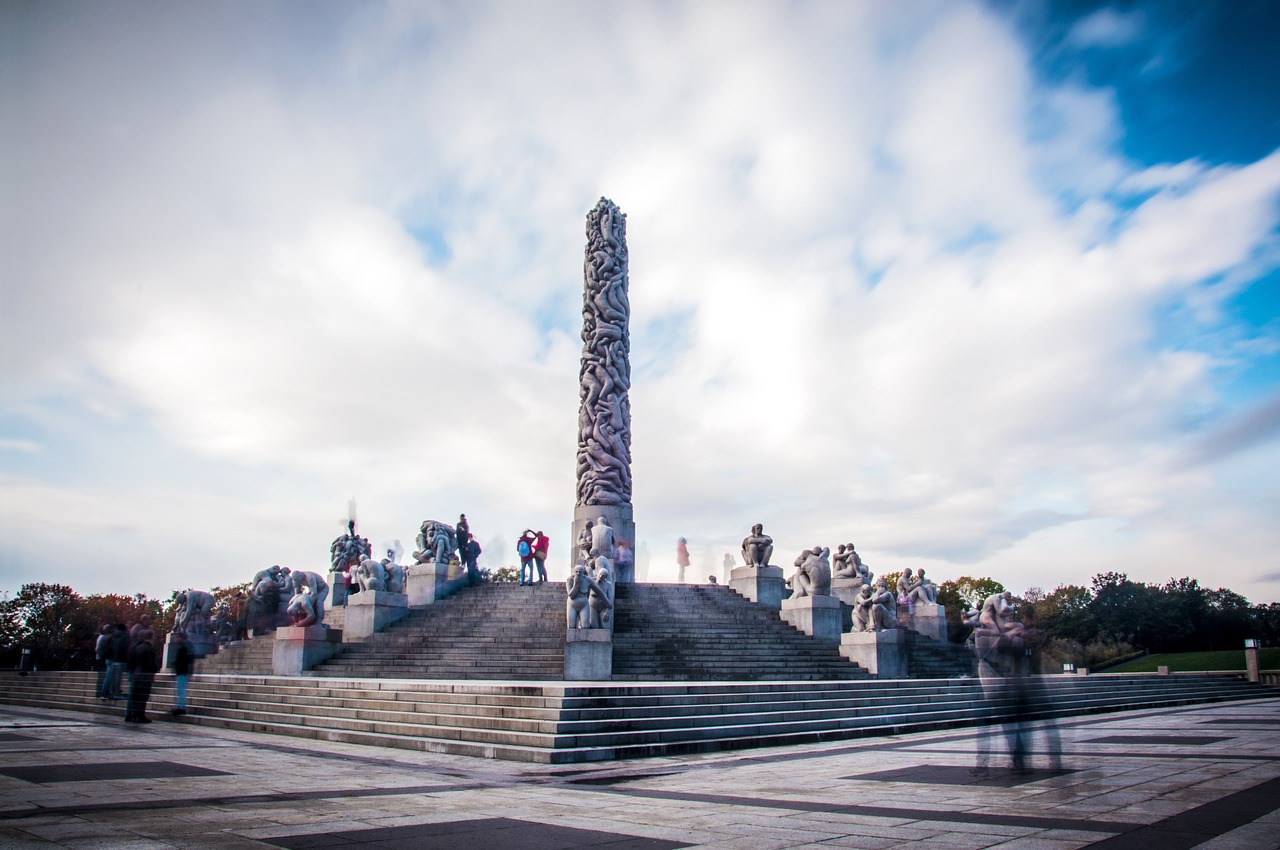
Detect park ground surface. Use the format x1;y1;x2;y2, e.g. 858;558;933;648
1106;650;1280;675
1;695;1280;850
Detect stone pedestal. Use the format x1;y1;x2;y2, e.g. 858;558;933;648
163;634;218;669
272;625;343;675
328;570;348;606
830;579;868;607
572;504;635;583
898;602;947;643
840;629;908;678
343;591;408;641
780;595;843;643
564;629;612;680
406;561;468;607
729;565;785;609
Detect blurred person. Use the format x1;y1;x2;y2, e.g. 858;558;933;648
106;624;129;699
464;536;482;587
169;631;192;716
517;530;536;586
94;625;112;699
125;629;158;723
676;538;691;583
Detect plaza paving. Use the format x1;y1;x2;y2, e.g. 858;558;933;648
1;695;1278;850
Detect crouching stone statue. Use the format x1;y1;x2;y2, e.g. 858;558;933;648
787;547;832;597
853;578;897;632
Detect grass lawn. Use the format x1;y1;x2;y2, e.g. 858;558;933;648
1105;648;1280;673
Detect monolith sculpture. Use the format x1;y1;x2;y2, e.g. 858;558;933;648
573;197;635;582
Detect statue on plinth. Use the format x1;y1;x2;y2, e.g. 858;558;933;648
355;557;387;592
381;548;406;594
250;565;291;631
330;520;371;575
576;519;594;565
905;569;938;605
741;523;774;567
289;570;330;625
787;547;832;597
591;516;615;566
895;567;915;605
174;589;215;636
853;578;897;632
413;520;458;565
833;544;872;588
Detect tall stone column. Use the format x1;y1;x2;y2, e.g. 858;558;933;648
572;198;635;582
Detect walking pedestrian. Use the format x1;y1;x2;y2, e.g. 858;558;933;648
94;625;112;699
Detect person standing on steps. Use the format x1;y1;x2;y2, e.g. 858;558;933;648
517;530;536;585
124;629;158;723
169;631;192;716
464;535;482;587
533;531;550;583
456;514;471;563
676;537;691;584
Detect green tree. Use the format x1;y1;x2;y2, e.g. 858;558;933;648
1035;584;1094;644
0;583;88;669
936;576;1005;642
491;566;519;583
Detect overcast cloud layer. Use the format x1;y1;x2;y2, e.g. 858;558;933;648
2;1;1278;602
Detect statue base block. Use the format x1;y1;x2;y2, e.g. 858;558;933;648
328;571;348;606
272;626;343;675
564;629;612;680
343;591;409;640
840;629;907;678
830;579;868;608
898;603;947;643
163;634;218;669
780;595;843;643
729;565;785;609
406;561;467;606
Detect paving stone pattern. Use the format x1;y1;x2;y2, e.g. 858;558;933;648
1;696;1278;849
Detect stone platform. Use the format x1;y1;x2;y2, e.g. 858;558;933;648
2;696;1279;849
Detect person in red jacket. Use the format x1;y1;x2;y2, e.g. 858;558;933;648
533;531;550;583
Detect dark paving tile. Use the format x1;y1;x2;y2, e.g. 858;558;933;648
567;771;678;785
264;818;691;850
841;764;1078;787
0;733;37;742
1199;718;1280;726
1084;776;1280;849
1081;735;1233;746
0;761;230;784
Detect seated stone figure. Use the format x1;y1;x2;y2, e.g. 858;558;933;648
833;543;872;586
787;547;832;597
290;570;329;625
356;557;387;592
907;569;939;605
853;579;897;632
895;568;916;605
380;549;407;594
741;523;774;567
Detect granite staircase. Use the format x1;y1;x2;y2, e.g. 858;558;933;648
310;582;566;680
3;669;1272;763
612;584;869;680
903;629;975;678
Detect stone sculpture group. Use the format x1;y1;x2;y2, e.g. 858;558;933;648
565;515;617;630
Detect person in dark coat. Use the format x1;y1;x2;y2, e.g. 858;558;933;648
106;624;129;700
464;537;482;586
125;629;158;723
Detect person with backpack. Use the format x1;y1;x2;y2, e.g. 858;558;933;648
517;530;536;585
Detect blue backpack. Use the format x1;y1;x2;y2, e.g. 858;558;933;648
517;540;531;558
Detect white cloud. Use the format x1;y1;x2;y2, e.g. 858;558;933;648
2;1;1278;604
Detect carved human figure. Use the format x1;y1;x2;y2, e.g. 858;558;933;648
833;543;871;585
174;589;215;635
330;521;371;573
788;547;832;597
289;571;330;625
287;585;318;627
978;590;1017;634
908;569;938;605
853;578;898;632
413;520;458;565
741;524;774;567
896;568;916;605
576;520;594;565
588;554;615;629
356;557;387;592
565;564;593;629
590;516;615;567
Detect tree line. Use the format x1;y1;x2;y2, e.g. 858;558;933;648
3;570;1277;672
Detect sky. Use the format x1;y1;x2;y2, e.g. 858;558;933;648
2;0;1279;604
